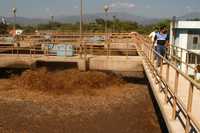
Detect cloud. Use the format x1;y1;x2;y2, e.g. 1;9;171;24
45;8;50;13
186;6;192;12
110;2;135;9
145;5;151;9
74;5;79;9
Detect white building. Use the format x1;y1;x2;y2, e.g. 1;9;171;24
170;21;200;52
170;21;200;77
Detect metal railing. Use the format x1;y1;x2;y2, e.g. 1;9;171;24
170;45;200;79
141;43;200;133
0;37;137;59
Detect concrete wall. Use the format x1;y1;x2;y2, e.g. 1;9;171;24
89;56;143;72
0;55;144;72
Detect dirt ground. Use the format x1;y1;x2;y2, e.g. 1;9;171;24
0;69;163;133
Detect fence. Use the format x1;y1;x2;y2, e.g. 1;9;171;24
0;34;138;59
170;45;200;79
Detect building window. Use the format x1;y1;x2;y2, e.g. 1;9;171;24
188;53;200;64
193;37;198;44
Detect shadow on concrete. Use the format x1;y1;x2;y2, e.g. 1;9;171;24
116;71;168;133
35;61;78;71
146;76;169;133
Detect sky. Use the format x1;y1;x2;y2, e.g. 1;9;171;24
0;0;200;18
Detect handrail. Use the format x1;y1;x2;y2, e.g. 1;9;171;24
0;38;137;58
166;44;200;81
142;43;200;132
144;43;200;89
171;44;200;57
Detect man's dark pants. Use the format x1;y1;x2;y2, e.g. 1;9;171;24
157;44;166;67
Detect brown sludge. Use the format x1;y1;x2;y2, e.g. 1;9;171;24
11;68;124;95
0;69;162;133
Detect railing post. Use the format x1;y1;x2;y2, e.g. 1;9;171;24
108;39;111;57
17;46;19;56
126;42;129;59
164;63;170;103
160;58;163;76
159;58;164;92
150;46;153;63
80;40;83;59
185;83;194;133
106;40;109;58
90;45;93;55
65;45;67;57
195;55;198;80
175;49;178;67
180;49;183;70
148;45;151;61
172;70;179;119
12;46;14;55
186;52;189;75
84;41;87;60
30;49;32;57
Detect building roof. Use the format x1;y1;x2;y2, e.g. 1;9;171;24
175;21;200;29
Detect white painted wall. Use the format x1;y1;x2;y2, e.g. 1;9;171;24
179;33;188;49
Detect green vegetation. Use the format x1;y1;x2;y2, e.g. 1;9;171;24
0;19;171;35
0;23;8;34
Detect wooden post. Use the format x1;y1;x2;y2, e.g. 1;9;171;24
185;83;194;133
172;70;179;119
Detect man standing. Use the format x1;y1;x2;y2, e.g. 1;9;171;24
154;26;169;67
149;27;158;58
149;27;158;44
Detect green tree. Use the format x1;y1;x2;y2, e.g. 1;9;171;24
0;23;8;34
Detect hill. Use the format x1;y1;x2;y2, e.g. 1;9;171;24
1;12;160;25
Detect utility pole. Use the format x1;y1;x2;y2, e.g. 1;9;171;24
104;5;110;58
80;0;83;58
51;15;54;23
172;16;176;45
104;5;109;35
12;0;17;37
113;16;116;33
